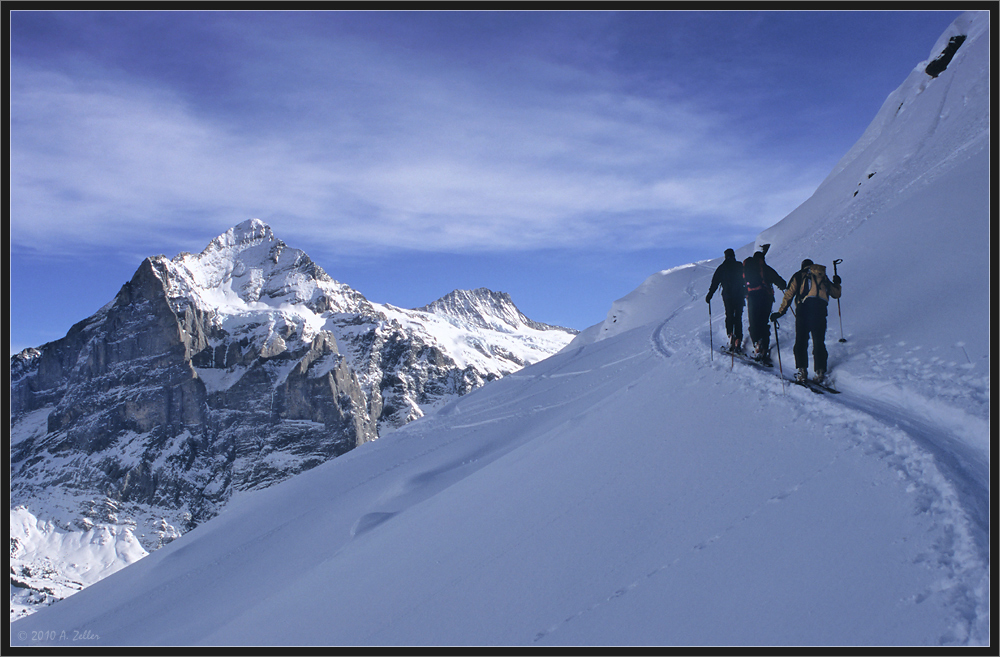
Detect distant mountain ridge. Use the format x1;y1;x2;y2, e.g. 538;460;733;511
9;220;576;619
417;287;571;333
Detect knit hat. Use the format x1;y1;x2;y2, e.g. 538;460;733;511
801;258;814;269
724;248;735;258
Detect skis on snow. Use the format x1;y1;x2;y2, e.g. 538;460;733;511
720;346;840;394
720;346;773;370
791;377;840;394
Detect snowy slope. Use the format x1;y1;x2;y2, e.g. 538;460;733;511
9;507;149;620
10;11;989;646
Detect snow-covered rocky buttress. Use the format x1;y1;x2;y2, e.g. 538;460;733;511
10;10;989;645
9;221;576;620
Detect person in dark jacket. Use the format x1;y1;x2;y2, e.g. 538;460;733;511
743;248;786;366
771;259;842;382
706;248;745;353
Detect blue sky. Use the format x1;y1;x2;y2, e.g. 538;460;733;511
9;9;961;352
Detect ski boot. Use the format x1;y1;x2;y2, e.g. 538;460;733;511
794;368;808;382
755;343;772;367
813;370;827;385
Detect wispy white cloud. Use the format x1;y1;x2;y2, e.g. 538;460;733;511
10;28;824;260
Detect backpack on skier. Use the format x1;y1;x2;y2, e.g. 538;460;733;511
793;262;839;307
743;255;766;295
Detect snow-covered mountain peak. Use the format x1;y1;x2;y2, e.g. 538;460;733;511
205;217;276;252
157;220;368;336
416;287;573;334
177;219;327;291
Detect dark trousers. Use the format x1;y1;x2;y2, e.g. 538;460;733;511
722;296;744;342
794;298;829;372
746;290;773;354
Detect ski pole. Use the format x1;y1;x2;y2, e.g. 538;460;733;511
708;299;714;361
832;259;846;342
772;317;785;393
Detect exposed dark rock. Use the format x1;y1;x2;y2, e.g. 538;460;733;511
925;34;966;78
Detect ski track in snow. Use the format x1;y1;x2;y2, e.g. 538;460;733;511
697;311;991;643
535;315;990;645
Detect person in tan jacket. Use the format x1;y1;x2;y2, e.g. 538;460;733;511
771;259;842;383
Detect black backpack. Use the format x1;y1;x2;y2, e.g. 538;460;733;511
743;256;765;293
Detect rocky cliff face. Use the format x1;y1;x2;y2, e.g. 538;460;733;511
12;225;376;527
9;219;577;619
